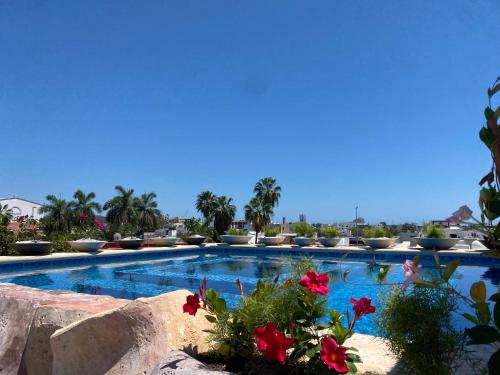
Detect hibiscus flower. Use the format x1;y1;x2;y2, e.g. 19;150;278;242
320;336;348;373
350;297;376;319
255;322;294;364
182;293;201;316
402;260;422;290
299;270;330;295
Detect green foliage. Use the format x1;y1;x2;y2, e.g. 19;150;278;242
377;286;463;375
225;228;248;236
294;222;315;237
46;232;77;252
244;196;273;239
254;177;282;208
183;218;219;242
264;227;280;237
318;227;340;238
362;227;388;238
423;223;446;238
0;225;15;256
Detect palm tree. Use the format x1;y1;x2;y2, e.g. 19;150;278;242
103;185;136;226
0;204;13;226
39;195;73;233
71;190;102;223
196;191;217;222
134;192;162;236
244;196;274;242
213;196;236;235
254;177;282;208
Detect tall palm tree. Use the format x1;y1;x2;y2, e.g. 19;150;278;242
39;195;73;233
0;204;13;226
244;196;273;242
196;191;217;222
103;185;136;226
134;192;162;236
254;177;282;208
71;190;102;223
213;196;236;235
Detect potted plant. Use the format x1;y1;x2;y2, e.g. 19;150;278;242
9;216;52;255
318;226;342;247
68;217;107;252
182;218;208;245
362;227;399;249
148;236;177;247
259;227;284;246
221;228;252;245
294;222;316;246
416;223;458;250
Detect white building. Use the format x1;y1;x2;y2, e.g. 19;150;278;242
0;197;44;220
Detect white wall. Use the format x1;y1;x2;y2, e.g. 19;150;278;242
0;198;43;220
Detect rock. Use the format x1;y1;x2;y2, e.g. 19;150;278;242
151;351;233;375
140;290;213;355
0;283;127;375
50;299;168;375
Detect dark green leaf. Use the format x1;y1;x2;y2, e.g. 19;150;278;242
462;313;480;325
347;353;362;363
488;349;500;375
476;302;491;325
412;254;420;266
205;315;217;323
346;360;357;373
490;293;500;302
466;325;500;345
494;302;500;330
442;259;460;282
470;281;487;303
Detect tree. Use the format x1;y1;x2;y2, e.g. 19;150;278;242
134;192;162;236
103;185;137;226
213;196;236;235
39;195;73;233
71;190;102;223
244;196;273;242
254;177;281;208
0;204;13;226
196;191;217;222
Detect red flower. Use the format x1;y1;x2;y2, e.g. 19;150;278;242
183;293;201;316
299;271;329;295
350;297;376;319
92;218;105;230
199;276;207;299
320;336;348;373
79;212;88;223
255;322;294;364
236;278;244;295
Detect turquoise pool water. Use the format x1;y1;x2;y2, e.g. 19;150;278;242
0;252;498;335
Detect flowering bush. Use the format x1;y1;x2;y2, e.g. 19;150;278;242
182;260;375;373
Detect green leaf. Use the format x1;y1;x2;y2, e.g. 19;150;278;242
442;259;460;282
488;82;500;99
488;349;500;375
471;281;487;303
494;302;500;330
377;265;391;283
205;315;217;323
476;302;491;325
347;353;362;363
345;360;357;373
305;344;320;358
490;293;500;302
462;313;480;325
412;254;420;266
466;325;500;345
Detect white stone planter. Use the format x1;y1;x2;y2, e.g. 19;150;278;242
294;237;316;246
185;235;206;245
259;236;284;246
9;241;52;255
363;237;399;249
416;237;459;250
117;238;145;250
149;237;177;247
220;235;252;245
68;239;106;252
318;237;342;247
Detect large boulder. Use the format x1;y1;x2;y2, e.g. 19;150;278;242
152;351;232;375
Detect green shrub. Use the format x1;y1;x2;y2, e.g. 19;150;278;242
46;232;77;253
362;227;388;238
423;223;446;238
318;226;340;238
264;227;280;237
225;228;248;236
294;222;315;237
0;226;15;256
377;286;463;374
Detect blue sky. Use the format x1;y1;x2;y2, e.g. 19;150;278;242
1;0;499;223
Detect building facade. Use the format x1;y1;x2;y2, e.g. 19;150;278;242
0;197;43;220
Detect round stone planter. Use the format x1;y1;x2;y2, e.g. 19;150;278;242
68;240;106;252
220;235;252;245
117;238;145;250
294;237;316;247
9;241;52;255
318;237;341;247
259;236;284;246
149;237;177;247
185;235;206;245
363;237;399;249
416;237;459;250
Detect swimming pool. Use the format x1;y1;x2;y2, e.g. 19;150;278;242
0;249;498;335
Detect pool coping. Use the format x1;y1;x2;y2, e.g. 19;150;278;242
0;243;498;270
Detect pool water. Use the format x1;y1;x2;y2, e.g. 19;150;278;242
0;253;498;335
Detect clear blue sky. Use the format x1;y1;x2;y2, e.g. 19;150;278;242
1;1;499;224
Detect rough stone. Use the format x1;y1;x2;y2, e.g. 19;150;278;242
151;351;233;375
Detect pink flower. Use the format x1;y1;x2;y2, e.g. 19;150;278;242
182;293;201;316
122;219;129;225
92;218;105;230
199;276;207;299
255;322;294;364
236;278;244;295
350;297;376;319
79;212;88;223
402;260;422;289
320;336;348;373
299;271;330;295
